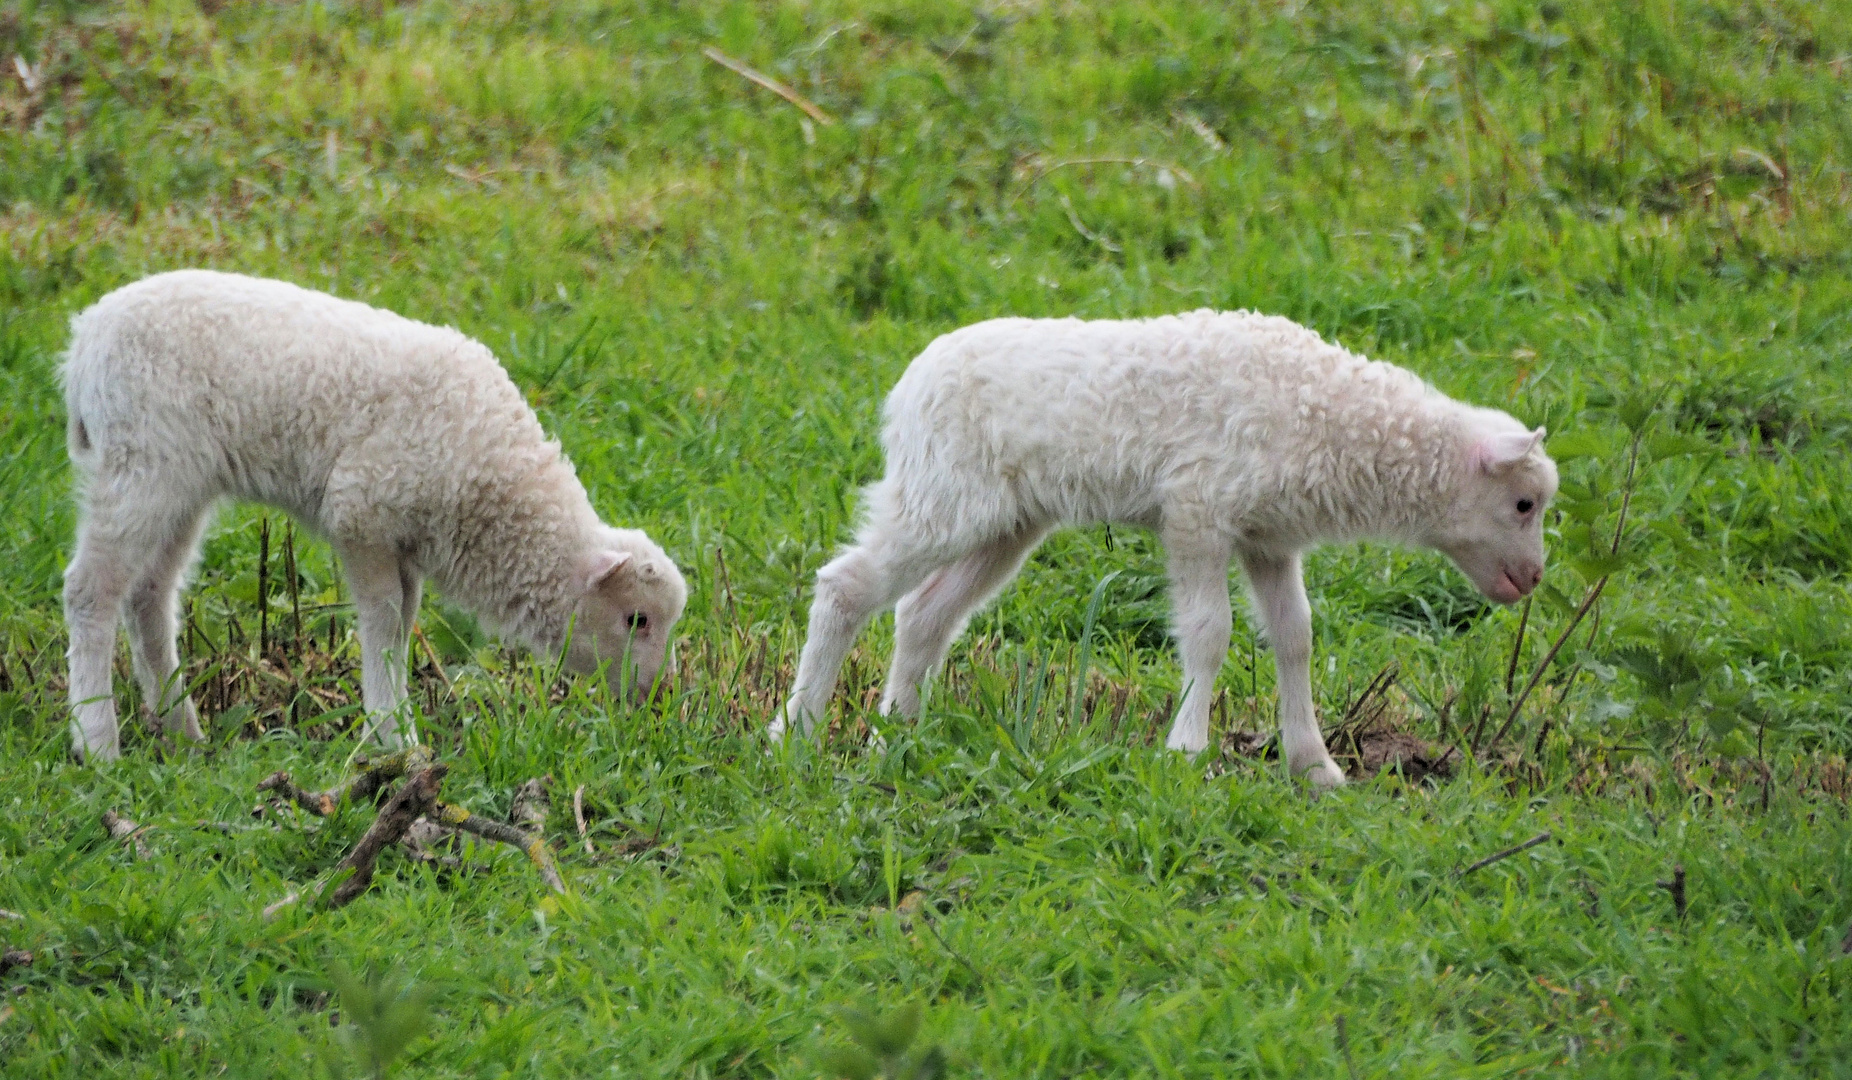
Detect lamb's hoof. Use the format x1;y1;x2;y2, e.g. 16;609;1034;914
73;741;120;765
1303;760;1347;789
1163;733;1209;757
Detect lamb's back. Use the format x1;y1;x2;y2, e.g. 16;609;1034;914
886;310;1404;475
64;270;556;527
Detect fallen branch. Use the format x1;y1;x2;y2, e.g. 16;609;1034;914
101;809;151;860
257;751;565;917
432;801;566;895
701;46;835;125
1458;831;1553;878
0;949;31;974
325;763;448;908
257;745;432;817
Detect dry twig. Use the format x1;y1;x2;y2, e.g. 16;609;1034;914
1458;831;1553;878
257;746;431;816
261;891;300;921
701;46;836;125
432;802;566;894
325;763;449;908
101;809;151;860
0;949;31;974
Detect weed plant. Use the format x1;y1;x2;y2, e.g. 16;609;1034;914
1;1;1850;1076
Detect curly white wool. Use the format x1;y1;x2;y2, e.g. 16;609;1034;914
779;310;1557;786
62;270;686;762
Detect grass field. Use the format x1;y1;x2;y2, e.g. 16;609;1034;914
3;1;1852;1075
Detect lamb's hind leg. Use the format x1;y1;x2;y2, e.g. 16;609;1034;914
65;500;183;762
777;534;937;740
123;505;211;744
1240;550;1344;787
340;542;419;749
882;526;1047;717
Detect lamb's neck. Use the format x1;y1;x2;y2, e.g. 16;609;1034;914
438;485;599;656
1311;398;1463;546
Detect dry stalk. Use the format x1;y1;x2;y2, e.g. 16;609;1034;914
701;46;836;124
573;784;594;857
1457;831;1552;878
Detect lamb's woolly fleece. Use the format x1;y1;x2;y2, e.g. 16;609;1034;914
780;310;1556;787
876;310;1526;554
62;271;685;758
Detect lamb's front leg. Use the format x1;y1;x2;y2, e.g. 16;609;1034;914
1241;550;1344;787
1162;531;1235;755
341;543;419;749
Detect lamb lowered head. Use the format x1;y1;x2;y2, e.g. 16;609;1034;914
563;527;689;700
1428;417;1558;605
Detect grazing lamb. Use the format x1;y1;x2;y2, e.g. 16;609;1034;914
62;270;687;763
775;310;1555;787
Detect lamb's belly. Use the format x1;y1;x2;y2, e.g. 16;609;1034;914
1005;459;1162;529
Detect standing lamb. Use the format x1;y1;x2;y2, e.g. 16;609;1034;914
775;310;1556;787
62;270;687;763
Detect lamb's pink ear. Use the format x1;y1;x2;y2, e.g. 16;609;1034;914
583;550;634;592
1475;427;1546;473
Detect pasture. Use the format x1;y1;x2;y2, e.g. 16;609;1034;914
1;1;1850;1075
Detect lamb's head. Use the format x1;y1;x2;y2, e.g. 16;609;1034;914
564;529;688;700
1431;421;1557;605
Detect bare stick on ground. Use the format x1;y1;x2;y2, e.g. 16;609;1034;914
701;46;836;125
101;809;151;860
0;949;32;974
433;801;566;894
258;746;432;816
1458;831;1553;878
260;891;300;921
325;763;449;908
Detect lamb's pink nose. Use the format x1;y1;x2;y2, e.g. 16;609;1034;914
1529;567;1543;588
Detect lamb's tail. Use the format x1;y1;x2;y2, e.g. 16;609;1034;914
61;306;110;471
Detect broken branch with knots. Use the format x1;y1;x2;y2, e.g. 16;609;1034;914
257;745;431;816
259;752;566;916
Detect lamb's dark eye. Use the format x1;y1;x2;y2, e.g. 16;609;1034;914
1516;499;1535;514
627;613;649;631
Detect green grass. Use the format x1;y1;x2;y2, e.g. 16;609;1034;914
3;0;1852;1075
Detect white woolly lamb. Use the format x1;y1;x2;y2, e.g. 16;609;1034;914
62;270;687;763
776;310;1556;787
